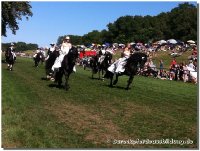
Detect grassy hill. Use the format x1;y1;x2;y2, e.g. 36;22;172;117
2;55;197;148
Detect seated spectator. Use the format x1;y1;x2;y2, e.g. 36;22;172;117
188;60;195;69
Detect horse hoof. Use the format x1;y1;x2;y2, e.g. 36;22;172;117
65;86;70;91
50;78;55;82
113;82;117;85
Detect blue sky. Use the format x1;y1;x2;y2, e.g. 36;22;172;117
1;1;197;47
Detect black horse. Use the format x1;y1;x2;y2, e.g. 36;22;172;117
81;57;91;70
54;46;79;90
45;50;60;79
104;52;147;90
33;52;45;67
90;52;112;80
5;50;15;71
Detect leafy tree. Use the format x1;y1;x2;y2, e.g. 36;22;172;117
56;2;197;44
2;42;38;52
82;30;102;44
1;1;33;36
168;2;197;41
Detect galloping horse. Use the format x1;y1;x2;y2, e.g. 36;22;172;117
90;52;112;80
104;52;147;90
45;49;59;79
33;52;45;67
54;46;79;90
5;50;15;71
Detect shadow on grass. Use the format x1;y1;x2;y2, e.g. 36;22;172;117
41;77;47;80
2;60;6;63
101;84;131;90
48;83;65;89
88;77;100;80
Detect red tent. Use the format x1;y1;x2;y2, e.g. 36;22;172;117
79;50;97;59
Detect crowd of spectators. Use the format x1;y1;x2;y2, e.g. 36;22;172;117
78;40;197;84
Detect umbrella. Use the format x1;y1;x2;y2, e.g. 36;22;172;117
176;40;184;45
167;39;177;44
119;44;125;47
187;40;195;44
136;42;143;45
130;42;135;45
158;40;167;45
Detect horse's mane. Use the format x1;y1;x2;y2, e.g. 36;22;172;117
62;46;78;69
126;52;147;65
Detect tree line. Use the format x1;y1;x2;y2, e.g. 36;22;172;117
57;2;197;45
2;42;38;52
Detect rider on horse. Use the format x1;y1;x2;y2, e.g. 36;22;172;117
7;43;16;60
108;43;132;74
46;43;56;60
33;47;41;58
98;45;114;64
51;36;76;80
5;43;16;70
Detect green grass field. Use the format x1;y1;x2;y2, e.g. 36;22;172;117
2;56;197;148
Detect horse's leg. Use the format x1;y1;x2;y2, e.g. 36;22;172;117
46;69;51;80
9;64;13;71
56;70;63;88
64;70;70;90
109;74;114;87
102;70;104;81
91;70;94;79
113;74;119;85
7;64;10;70
126;75;134;90
98;69;101;80
35;60;38;67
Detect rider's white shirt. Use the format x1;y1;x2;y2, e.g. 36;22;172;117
50;47;55;52
36;49;40;53
60;42;72;55
101;49;106;55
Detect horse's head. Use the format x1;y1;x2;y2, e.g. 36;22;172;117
138;53;148;69
105;52;113;64
68;46;79;62
126;52;147;71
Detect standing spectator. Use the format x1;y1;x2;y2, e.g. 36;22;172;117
174;64;179;81
179;62;184;81
188;60;195;69
170;58;177;67
159;59;164;77
183;64;188;82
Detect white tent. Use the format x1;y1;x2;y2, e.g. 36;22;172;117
158;40;167;45
187;40;195;44
187;66;197;80
167;39;177;44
